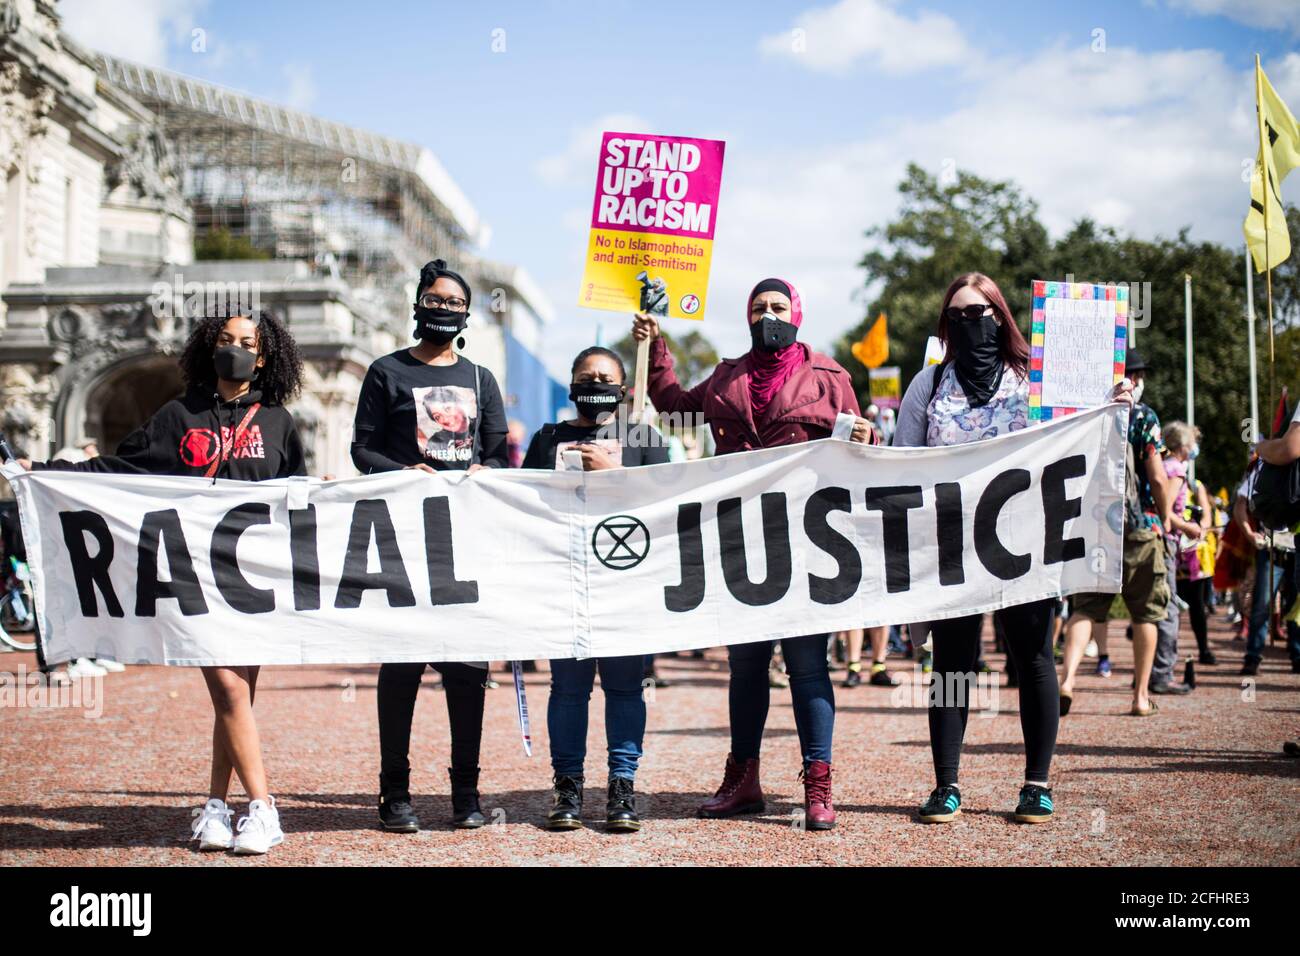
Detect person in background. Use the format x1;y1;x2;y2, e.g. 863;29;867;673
1245;402;1300;674
633;276;877;831
878;406;897;444
839;626;900;687
893;272;1132;825
1254;404;1300;758
351;258;508;833
21;309;308;856
506;418;527;469
1170;427;1217;666
1148;421;1203;694
523;346;669;832
1060;349;1171;718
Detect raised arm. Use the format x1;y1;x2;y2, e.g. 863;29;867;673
632;314;712;418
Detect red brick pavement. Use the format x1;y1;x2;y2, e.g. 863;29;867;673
1;613;1297;866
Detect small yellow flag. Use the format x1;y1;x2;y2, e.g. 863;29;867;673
1244;56;1300;273
851;313;889;369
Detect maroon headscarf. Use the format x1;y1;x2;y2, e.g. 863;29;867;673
747;277;808;417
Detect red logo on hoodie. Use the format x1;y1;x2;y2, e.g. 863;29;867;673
178;428;219;467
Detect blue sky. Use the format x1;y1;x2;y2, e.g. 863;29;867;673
62;0;1300;378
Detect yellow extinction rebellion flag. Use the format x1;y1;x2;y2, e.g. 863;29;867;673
1244;57;1300;273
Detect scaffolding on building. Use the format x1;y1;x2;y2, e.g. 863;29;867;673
94;53;485;327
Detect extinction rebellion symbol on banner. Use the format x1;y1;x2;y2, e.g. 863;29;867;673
592;515;650;570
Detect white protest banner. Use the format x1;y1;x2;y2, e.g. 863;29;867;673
4;405;1126;667
1030;280;1127;420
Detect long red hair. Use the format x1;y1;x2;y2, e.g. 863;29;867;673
936;273;1029;378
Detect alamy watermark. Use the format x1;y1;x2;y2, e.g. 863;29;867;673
1;664;103;718
150;275;263;320
891;668;1001;717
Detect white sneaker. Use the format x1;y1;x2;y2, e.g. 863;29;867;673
233;796;284;855
1084;639;1098;659
66;658;107;679
190;798;234;851
92;658;126;672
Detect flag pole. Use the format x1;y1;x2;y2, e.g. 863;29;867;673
1184;273;1195;483
1256;54;1277;429
1246;245;1260;442
1255;53;1278;642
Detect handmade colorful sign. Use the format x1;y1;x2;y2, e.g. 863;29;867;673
578;132;725;321
1029;280;1127;421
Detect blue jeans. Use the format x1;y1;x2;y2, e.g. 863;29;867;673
547;655;645;779
1247;548;1300;663
728;634;834;765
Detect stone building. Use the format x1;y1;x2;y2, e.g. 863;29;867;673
0;0;560;482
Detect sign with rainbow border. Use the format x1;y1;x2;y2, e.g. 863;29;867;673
1029;280;1128;421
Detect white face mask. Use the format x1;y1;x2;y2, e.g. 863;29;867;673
1130;378;1145;403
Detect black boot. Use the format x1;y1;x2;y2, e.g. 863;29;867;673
448;767;486;829
547;774;584;830
378;770;419;833
606;776;641;832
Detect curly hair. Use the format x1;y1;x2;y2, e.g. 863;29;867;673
179;309;304;405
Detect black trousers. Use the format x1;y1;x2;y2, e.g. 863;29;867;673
377;662;486;782
1175;577;1211;656
928;598;1059;787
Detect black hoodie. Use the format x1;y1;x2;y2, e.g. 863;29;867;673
34;387;306;481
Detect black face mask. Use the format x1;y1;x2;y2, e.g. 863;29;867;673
750;313;798;352
414;306;469;345
214;345;258;383
570;381;624;422
947;313;1002;407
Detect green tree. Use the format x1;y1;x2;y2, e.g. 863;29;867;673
834;162;1049;402
194;227;270;261
838;165;1298;491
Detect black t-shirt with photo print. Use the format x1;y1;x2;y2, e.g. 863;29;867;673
351;349;508;473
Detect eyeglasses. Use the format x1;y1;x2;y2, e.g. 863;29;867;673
418;294;468;311
944;304;994;323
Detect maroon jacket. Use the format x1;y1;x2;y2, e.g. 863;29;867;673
647;337;864;454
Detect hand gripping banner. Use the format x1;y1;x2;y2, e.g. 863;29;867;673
2;405;1127;666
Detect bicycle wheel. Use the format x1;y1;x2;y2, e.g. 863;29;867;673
0;592;37;651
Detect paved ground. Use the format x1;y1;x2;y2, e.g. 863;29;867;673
1;610;1297;867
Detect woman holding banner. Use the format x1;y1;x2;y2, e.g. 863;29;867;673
632;277;876;831
19;309;308;855
522;345;669;832
351;258;508;833
893;272;1133;826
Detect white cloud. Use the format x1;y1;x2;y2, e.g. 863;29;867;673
758;0;968;75
1161;0;1300;33
534;113;655;186
59;0;206;66
281;63;316;111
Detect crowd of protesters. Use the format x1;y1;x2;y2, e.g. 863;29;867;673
2;260;1298;856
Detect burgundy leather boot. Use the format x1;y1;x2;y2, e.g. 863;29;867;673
801;760;836;830
698;753;765;818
